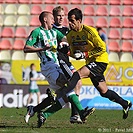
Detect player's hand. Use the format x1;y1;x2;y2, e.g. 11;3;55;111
42;44;51;51
58;42;69;54
49;44;57;52
74;50;88;60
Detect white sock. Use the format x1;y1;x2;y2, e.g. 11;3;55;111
58;97;66;107
66;90;75;97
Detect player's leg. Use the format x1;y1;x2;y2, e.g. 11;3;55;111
25;88;56;123
87;62;132;119
70;80;82;124
27;93;33;106
59;61;82;123
37;71;95;127
92;79;132;119
25;64;65;123
37;89;95;128
36;91;41;104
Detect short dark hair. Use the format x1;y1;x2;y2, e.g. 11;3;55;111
39;11;52;24
30;63;35;70
68;8;83;21
97;27;102;31
53;6;64;16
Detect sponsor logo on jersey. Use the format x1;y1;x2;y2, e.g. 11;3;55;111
72;41;87;46
76;35;81;40
82;35;87;40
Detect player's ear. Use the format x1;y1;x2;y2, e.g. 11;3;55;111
79;19;82;23
43;17;47;22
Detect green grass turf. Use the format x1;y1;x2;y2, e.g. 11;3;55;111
0;108;132;133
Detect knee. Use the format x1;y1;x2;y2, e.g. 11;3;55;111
76;80;82;89
56;73;67;88
100;90;111;99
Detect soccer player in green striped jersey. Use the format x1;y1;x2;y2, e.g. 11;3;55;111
24;11;95;128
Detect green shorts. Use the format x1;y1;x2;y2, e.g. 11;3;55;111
29;89;40;93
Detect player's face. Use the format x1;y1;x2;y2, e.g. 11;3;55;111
54;10;65;26
46;13;55;29
68;15;81;31
31;65;36;70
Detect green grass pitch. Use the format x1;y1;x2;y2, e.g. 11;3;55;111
0;108;132;133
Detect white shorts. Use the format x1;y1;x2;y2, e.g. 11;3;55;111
41;61;65;91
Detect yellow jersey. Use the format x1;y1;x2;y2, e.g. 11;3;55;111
66;25;109;64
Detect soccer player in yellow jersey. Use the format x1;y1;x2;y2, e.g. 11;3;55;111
66;8;132;119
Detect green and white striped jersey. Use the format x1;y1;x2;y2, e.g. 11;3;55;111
26;26;64;65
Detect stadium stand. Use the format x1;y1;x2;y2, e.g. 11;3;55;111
108;52;120;62
70;5;81;10
121;41;133;52
1;27;14;38
0;0;132;63
13;39;25;50
109;6;121;16
4;4;17;15
31;5;42;15
31;0;44;4
12;51;25;60
0;39;12;50
109;0;121;5
0;0;4;3
16;16;29;26
84;6;95;16
122;0;133;5
0;16;3;26
30;16;40;27
83;17;95;27
122;18;133;28
44;5;54;12
0;50;11;61
70;0;82;4
44;0;56;4
122;29;133;40
0;5;4;14
108;41;120;52
17;4;30;15
108;29;120;39
25;53;39;60
57;0;69;4
123;6;133;16
5;0;18;3
96;6;108;16
109;17;121;28
96;0;108;5
18;0;30;4
15;27;27;38
96;17;108;28
120;53;133;62
3;15;16;26
83;0;95;4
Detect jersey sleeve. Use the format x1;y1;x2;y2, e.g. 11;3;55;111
26;29;39;46
87;28;106;58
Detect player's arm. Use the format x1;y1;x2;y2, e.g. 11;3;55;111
24;45;50;53
88;30;106;58
88;37;105;58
